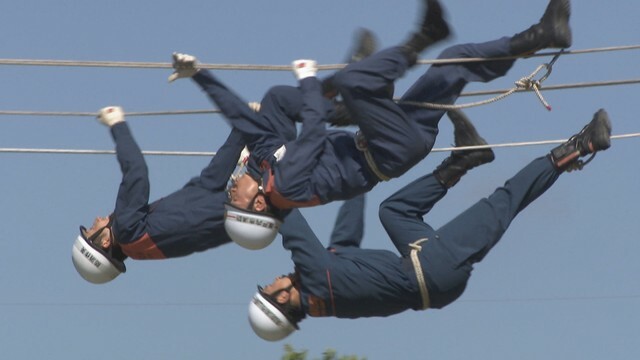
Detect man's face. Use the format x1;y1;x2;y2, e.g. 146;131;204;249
228;173;260;209
81;216;113;250
261;275;293;297
83;216;110;238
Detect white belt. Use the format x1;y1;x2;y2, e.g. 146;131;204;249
409;238;430;310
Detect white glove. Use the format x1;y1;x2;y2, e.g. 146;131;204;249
168;52;200;82
97;106;125;127
292;59;317;80
248;102;261;112
237;146;250;167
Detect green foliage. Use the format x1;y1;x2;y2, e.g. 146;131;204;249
282;344;366;360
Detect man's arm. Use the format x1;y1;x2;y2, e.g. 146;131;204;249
279;60;328;166
187;128;247;192
192;69;258;125
108;118;151;241
280;209;331;273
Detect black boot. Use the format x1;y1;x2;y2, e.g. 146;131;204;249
322;28;378;98
401;0;451;65
549;109;612;171
433;109;495;188
510;0;572;55
326;101;353;127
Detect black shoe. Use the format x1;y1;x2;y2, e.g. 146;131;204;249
322;28;378;98
402;0;451;65
510;0;572;55
550;108;612;171
433;109;495;188
346;28;378;63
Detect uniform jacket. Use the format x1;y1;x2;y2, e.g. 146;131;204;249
110;123;244;259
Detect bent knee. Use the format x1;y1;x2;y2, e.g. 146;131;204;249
378;200;400;226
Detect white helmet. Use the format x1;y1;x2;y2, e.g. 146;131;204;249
224;203;282;250
248;291;297;341
71;234;126;284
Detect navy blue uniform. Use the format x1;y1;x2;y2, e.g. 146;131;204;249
227;37;518;209
112;74;252;259
281;157;560;318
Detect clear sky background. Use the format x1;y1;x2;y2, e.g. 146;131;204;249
1;1;638;359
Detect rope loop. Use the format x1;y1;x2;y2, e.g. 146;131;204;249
398;52;565;112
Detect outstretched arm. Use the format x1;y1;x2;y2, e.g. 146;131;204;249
187;128;247;192
280;209;331;274
97;107;150;241
267;61;330;202
192;69;258;125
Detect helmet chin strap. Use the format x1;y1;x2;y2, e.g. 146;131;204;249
82;215;115;253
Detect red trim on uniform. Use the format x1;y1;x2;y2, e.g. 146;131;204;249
326;269;336;316
262;166;322;209
119;233;166;260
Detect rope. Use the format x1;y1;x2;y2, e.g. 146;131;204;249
0;45;637;71
416;44;640;66
0;109;223;117
409;238;431;310
1;78;638;118
401;52;564;111
1;133;637;156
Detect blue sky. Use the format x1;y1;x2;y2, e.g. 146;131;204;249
1;1;638;359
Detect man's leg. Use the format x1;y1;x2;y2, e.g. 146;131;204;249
379;109;493;256
334;47;427;178
330;0;451;179
420;156;561;308
401;0;573;147
400;37;516;138
379;173;446;257
435;156;561;267
329;195;366;249
424;108;611;305
355;0;572;179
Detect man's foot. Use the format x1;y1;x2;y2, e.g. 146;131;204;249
401;0;451;65
433;109;494;188
550;109;612;171
421;0;451;43
346;28;378;63
322;28;378;97
510;0;572;55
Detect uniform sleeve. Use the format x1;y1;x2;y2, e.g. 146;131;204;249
329;194;365;249
111;122;150;241
192;69;256;123
193;69;280;167
276;77;328;172
186;128;246;192
280;209;331;273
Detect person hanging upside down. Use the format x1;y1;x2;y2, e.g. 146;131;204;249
172;0;574;248
247;108;611;341
72;103;252;283
71;26;381;281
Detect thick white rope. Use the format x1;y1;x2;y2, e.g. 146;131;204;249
1;133;637;156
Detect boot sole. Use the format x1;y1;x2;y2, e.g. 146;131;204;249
447;109;495;164
589;109;612;151
447;109;490;147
